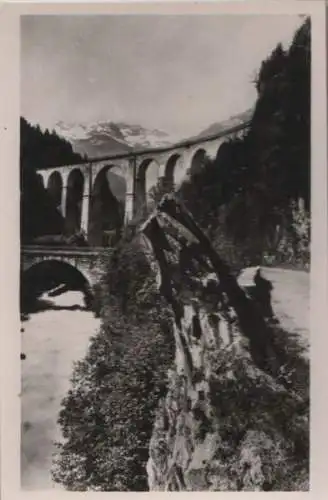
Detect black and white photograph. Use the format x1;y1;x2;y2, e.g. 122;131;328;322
0;0;325;493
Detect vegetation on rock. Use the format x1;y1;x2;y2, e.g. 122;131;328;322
52;236;175;490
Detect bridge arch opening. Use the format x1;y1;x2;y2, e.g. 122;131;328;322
65;169;84;236
36;173;45;189
164;154;181;191
189;148;207;176
47;171;63;213
21;259;93;313
136;158;160;215
215;141;232;162
88;165;125;246
214;141;240;202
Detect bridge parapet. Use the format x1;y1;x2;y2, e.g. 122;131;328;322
22;245;107;255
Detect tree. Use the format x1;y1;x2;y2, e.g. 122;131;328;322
177;18;311;268
20;117;85;242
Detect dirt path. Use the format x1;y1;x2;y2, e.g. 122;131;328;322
21;291;100;490
262;267;310;355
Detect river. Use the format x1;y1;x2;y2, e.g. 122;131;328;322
21;291;101;490
20;268;309;490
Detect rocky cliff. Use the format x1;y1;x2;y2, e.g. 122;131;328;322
141;196;309;492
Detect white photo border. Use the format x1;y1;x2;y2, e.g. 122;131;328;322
0;1;327;499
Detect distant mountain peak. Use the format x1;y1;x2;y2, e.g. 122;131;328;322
54;109;253;160
54;120;173;158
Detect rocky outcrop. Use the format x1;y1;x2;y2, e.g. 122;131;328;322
141;195;309;491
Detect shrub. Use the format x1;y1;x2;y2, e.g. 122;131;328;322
52;319;173;490
52;233;175;491
206;320;309;490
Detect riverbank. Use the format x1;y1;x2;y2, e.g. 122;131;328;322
21;291;100;489
20;267;309;490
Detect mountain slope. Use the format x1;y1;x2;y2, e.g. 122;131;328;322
54;107;255;160
54;109;253;160
196;108;254;138
54;121;174;158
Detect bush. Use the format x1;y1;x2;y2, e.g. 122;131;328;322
206;320;309;490
52;321;173;490
177;163;310;272
89;283;103;317
52;234;175;491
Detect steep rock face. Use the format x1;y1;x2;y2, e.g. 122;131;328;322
142;196;309;492
147;290;307;491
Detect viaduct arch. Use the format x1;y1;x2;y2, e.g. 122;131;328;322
88;165;125;246
65;168;84;235
47;171;63;213
36;173;45;189
37;121;249;244
164;153;181;190
189;148;208;176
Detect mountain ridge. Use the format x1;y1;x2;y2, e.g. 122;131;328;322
54;109;254;159
54;121;174;159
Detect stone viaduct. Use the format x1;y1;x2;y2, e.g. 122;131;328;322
36;121;249;247
21;121;250;303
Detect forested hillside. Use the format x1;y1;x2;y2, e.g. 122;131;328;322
20;118;85;243
21;117;84;171
52;18;311;492
178;18;310;269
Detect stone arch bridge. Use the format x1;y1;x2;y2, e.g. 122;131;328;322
21;246;108;290
36;121;249;246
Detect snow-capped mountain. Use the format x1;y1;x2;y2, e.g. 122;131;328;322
54;120;174;159
196;108;254;139
54;109;253;160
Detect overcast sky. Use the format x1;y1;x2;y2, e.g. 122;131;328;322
21;14;303;139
